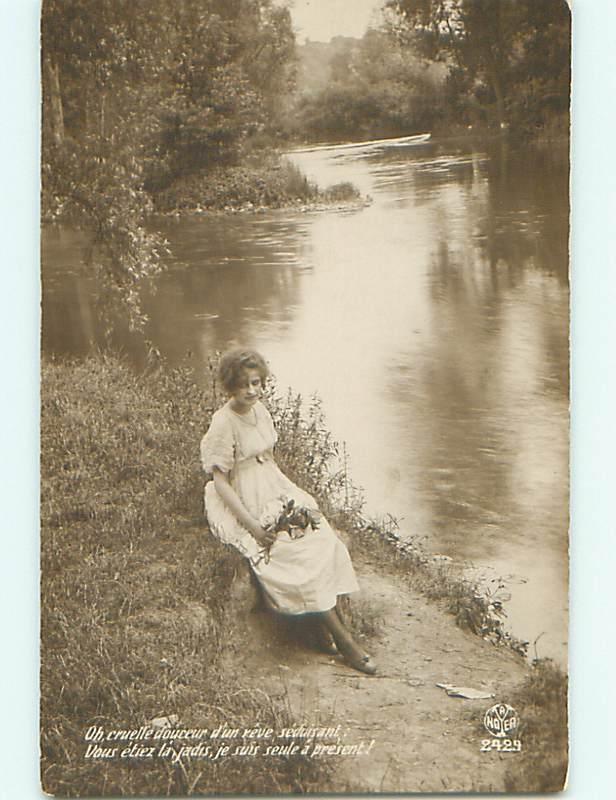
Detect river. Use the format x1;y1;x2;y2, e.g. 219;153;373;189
42;135;569;663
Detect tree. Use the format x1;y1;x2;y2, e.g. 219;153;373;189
385;0;570;131
152;0;296;184
42;0;175;329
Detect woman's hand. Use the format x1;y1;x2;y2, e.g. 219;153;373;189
249;523;276;547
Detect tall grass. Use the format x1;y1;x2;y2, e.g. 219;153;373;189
502;659;568;792
40;355;332;796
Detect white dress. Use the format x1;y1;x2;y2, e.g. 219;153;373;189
200;400;359;614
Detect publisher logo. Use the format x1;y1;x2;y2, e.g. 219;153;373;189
483;704;519;738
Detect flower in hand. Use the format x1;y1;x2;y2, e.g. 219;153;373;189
252;497;321;565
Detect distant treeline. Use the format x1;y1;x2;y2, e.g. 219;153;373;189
289;32;445;143
289;0;570;142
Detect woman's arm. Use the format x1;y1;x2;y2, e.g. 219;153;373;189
212;468;276;546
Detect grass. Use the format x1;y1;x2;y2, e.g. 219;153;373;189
503;659;568;792
40;354;333;796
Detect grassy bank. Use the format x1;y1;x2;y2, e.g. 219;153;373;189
40;355;332;796
152;152;361;214
504;659;568;792
41;353;567;794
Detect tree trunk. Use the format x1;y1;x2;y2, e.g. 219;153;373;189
487;1;507;129
100;92;106;141
487;66;506;129
44;58;65;147
493;76;506;128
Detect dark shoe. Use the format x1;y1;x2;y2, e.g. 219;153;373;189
344;653;377;675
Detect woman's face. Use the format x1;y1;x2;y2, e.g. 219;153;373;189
230;367;263;413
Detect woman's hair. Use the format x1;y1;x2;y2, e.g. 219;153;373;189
218;348;269;394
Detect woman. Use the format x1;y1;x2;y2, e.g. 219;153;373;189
200;348;376;674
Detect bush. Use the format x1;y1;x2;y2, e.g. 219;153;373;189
152;154;359;212
322;182;360;203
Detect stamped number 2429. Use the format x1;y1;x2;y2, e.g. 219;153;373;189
480;738;522;752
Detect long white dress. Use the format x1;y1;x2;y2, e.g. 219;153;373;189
200;400;359;614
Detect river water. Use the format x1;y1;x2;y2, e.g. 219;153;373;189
42;136;569;663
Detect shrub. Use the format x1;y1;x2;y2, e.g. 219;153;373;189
152;154;359;212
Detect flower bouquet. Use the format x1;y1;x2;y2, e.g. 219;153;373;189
253;496;321;565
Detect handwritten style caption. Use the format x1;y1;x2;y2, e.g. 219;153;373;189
83;723;376;764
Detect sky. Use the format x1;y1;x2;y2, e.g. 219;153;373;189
280;0;387;42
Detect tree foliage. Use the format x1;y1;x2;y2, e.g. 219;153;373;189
290;0;569;143
385;0;570;130
150;0;296;188
290;30;443;141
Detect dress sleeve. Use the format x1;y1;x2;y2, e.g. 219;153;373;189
200;411;236;475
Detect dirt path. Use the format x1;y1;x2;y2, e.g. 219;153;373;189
224;551;529;793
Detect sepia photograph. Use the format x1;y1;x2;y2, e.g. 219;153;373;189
40;0;571;794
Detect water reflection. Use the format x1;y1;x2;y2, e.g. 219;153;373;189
41;137;569;661
42;215;315;366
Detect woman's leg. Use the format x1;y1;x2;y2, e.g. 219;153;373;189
319;609;377;674
311;617;338;654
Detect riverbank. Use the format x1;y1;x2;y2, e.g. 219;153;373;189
40;354;567;794
41;150;364;226
151;151;362;215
